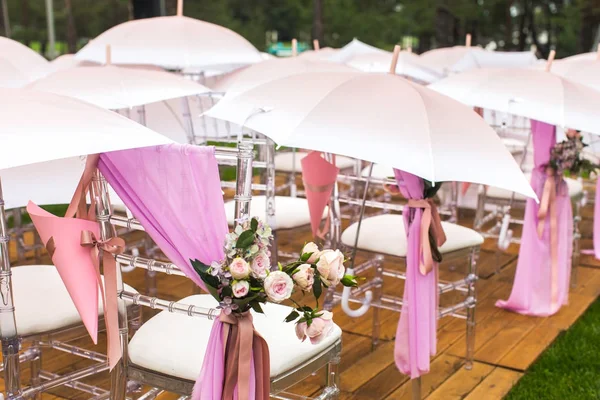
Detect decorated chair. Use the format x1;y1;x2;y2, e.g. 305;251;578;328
91;142;343;399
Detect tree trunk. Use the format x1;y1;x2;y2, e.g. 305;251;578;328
517;0;528;51
312;0;324;46
64;0;77;53
505;0;513;50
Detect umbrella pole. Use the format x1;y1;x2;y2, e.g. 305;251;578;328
0;177;22;398
412;377;421;400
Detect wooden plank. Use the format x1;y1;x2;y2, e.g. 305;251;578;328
385;354;463;400
464;367;523;400
498;318;562;371
427;361;495;400
339;341;395;393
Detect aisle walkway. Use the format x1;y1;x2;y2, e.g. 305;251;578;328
2;199;599;399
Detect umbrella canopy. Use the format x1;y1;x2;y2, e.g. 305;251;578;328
75;16;262;70
429;67;600;134
48;54;99;72
0;59;29;88
206;71;535;199
298;47;339;61
28;64;211;110
328;39;388;63
421;46;537;74
212;58;356;94
0;88;171;170
560;51;597;62
0;37;49;81
549;52;600;91
347;51;443;83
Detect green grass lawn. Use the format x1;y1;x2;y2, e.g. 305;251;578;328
505;298;600;399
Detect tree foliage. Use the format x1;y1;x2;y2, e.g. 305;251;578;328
0;0;598;57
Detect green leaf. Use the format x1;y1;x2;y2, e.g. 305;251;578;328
251;218;258;232
284;310;300;323
300;252;313;262
236;230;255;249
232;293;260;310
250;301;264;314
190;259;210;276
313;275;322;299
341;274;359;287
298;306;313;312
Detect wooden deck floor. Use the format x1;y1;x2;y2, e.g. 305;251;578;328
2;195;599;399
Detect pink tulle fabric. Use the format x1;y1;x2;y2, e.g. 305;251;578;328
496;120;573;316
393;169;438;379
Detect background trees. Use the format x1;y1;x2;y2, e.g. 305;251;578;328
0;0;597;58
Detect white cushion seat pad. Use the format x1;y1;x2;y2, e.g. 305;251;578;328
128;294;342;381
224;196;327;229
486;174;583;201
12;264;137;336
341;214;483;257
275;152;356;172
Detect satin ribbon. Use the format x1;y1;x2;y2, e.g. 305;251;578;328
220;312;270;400
536;171;560;308
407;199;447;275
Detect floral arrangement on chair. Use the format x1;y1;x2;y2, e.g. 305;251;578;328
191;217;357;343
548;130;599;178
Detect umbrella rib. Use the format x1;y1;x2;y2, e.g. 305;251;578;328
405;81;436;183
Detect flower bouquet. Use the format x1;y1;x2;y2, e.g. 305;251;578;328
549;132;599;178
190;217;358;343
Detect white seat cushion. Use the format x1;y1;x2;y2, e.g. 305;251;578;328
341;214;483;257
275;152;356;172
12;264;137;336
360;164;395;180
128;294;342;380
486;174;583;200
224;196;327;230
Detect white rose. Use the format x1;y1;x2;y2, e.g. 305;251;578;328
292;264;315;291
302;242;321;263
229;257;251;280
316;249;345;286
232;280;250;298
263;271;293;303
251;251;270;279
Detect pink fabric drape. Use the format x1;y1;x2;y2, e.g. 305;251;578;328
98;144;228;289
99;144;265;398
496;120;573;316
593;179;600;259
393;169;438;379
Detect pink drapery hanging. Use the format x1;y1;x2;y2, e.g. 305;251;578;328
98;144;228;289
99;144;269;399
301;151;339;238
496;120;573;316
393;169;439;379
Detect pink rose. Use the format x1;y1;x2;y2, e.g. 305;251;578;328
295;310;334;344
316;249;345;286
229;257;251;280
251;251;270;278
264;271;293;303
232;280;250;298
292;264;314;291
302;242;320;263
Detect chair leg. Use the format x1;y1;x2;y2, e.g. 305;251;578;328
411;377;421;400
29;344;42;400
571;198;582;288
371;257;384;349
465;248;479;370
324;354;341;399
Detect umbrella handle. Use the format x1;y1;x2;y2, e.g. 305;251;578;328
341;268;372;317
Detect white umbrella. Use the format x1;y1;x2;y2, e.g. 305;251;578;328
28;63;211;110
298;47;339;61
428;63;600;135
75;4;262;71
0;59;29;88
421;46;537;74
0;37;49;81
0;88;171;170
347;51;443;83
48;54;99;72
549;50;600;91
560;51;597;62
327;38;388;63
212;58;357;94
205;71;536;199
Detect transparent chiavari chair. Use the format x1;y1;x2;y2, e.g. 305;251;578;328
324;162;482;370
0;180;142;400
99;142;342;400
